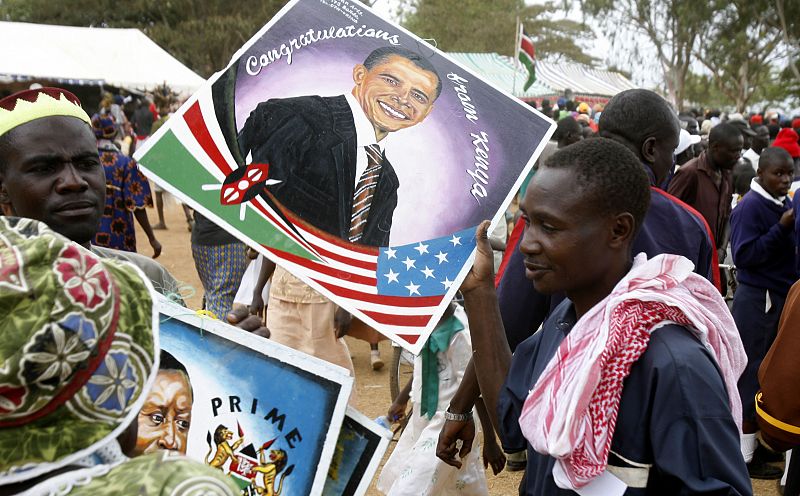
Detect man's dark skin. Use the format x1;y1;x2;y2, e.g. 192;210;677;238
0;115;267;336
690;127;741;263
554;117;583;148
751;125;770;155
680;115;700;135
436;90;680;468
436;168;636;468
708;131;743;187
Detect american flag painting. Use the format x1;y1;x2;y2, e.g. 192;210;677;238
135;85;479;352
134;0;554;353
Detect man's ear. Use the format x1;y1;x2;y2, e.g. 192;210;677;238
0;175;13;216
641;136;657;165
352;64;367;86
609;212;636;249
0;177;9;205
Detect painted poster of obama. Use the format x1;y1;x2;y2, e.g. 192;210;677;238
224;46;441;247
134;0;554;353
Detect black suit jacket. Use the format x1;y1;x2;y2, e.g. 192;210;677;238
237;95;399;247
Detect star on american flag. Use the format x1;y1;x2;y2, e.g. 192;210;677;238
377;227;477;297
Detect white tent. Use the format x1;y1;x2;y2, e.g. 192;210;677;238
0;21;204;94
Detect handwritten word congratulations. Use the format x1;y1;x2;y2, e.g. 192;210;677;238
246;25;400;76
448;73;490;203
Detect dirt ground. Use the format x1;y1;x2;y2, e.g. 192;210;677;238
136;195;780;495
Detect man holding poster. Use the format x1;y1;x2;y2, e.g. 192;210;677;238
236;46;441;247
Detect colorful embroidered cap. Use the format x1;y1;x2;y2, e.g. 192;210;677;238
91;113;118;140
0;87;91;138
0;217;159;484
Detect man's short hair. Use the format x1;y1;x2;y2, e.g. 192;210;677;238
599;89;679;158
543;137;651;234
159;349;193;397
759;146;792;171
363;46;442;99
709;122;744;145
160;350;189;374
552;116;580;141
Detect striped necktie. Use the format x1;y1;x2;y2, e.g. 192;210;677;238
349;144;383;243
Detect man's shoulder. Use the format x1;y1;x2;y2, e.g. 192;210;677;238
674;159;701;177
255;95;348;119
641;323;717;368
91;246;181;298
648;188;709;233
245;95;352;139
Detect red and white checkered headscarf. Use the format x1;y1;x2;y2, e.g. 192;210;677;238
518;253;746;489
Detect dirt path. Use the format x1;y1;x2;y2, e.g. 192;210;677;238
135;195;780;495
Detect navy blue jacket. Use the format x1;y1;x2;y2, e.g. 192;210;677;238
730;190;796;296
498;300;752;496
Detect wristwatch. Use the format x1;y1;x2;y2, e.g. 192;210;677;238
444;408;473;422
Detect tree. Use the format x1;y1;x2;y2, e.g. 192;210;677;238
400;0;597;65
773;0;800;93
579;0;715;110
0;0;286;78
693;0;786;112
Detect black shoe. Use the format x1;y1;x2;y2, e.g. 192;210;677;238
748;459;783;479
755;441;785;463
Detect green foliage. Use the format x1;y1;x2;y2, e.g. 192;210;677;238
578;0;796;110
579;0;716;109
693;0;786;112
0;0;288;78
401;0;597;65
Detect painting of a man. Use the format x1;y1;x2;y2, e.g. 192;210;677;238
236;46;441;247
133;350;193;456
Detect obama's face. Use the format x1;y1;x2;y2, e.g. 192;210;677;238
352;55;439;140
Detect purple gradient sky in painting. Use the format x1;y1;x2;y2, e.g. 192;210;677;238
228;0;551;245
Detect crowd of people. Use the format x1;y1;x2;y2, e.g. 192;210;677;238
1;74;800;496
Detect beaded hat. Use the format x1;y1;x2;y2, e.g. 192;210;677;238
0;87;91;138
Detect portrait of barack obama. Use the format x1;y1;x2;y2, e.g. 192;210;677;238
231;46;442;247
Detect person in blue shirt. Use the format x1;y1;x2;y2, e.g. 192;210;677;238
730;146;797;478
437;90;721;474
438;138;751;495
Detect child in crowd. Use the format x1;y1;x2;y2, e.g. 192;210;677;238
376;302;505;495
730;146;798;477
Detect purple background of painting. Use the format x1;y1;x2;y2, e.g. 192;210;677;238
230;0;550;245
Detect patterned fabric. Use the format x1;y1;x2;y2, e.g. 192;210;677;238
91;114;117;140
348;144;382;243
28;452;239;495
191;242;248;319
0;217;158;485
92;141;153;252
0;88;90;138
518;253;747;489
